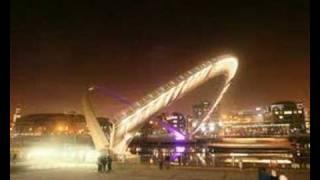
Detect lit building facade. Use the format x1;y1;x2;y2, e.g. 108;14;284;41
164;112;187;134
304;109;310;134
264;101;306;134
191;101;221;136
140;116;166;137
11;106;22;133
139;112;188;138
13;113;111;137
192;101;211;120
220;105;292;137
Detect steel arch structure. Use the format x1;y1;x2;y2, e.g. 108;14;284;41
83;54;239;155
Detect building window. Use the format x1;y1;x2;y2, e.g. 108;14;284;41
279;115;284;119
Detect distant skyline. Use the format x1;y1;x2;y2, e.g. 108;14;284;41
11;1;309;117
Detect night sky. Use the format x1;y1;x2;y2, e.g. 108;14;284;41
11;1;309;117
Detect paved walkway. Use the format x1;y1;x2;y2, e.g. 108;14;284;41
11;163;310;180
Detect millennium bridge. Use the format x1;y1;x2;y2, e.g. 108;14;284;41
82;55;238;155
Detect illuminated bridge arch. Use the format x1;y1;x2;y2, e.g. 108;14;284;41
83;54;238;155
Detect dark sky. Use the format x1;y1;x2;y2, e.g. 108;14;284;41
11;1;309;117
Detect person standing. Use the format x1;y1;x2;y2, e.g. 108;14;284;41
239;159;243;170
182;153;187;166
195;153;199;166
97;154;103;172
12;152;17;164
165;155;170;169
107;155;113;171
101;154;107;172
158;153;164;170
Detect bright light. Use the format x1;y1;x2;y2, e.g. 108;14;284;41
166;115;178;120
56;125;64;131
174;132;185;141
284;111;292;115
135;132;141;136
85;150;100;162
221;114;227;119
192;122;197;127
209;125;215;132
230;153;248;157
27;147;57;160
224;158;291;164
26;146;100;163
175;146;186;153
279;175;288;180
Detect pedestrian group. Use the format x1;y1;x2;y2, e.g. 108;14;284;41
97;153;112;173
